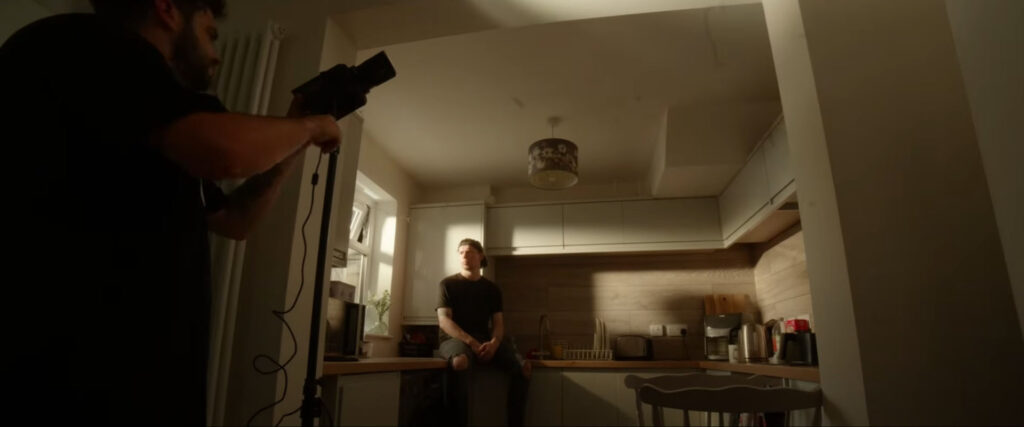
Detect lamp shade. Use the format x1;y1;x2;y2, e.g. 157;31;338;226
528;138;578;189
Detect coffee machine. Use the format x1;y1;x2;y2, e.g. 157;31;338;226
704;313;742;360
325;281;364;361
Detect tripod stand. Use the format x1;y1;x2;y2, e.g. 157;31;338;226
300;148;343;427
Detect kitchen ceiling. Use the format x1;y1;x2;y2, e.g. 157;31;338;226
344;2;780;194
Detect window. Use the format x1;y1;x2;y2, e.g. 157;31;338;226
350;200;371;252
331;174;398;338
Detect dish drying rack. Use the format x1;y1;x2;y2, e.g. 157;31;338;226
555;337;612;360
562;348;613;361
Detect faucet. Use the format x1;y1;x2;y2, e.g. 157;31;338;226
538;314;551;360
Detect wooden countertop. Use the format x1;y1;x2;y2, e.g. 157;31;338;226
323;357;818;382
533;360;820;382
533;360;702;369
322;357;446;376
698;361;819;382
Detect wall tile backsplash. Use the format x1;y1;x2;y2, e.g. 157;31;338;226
493;247;757;356
753;226;814;328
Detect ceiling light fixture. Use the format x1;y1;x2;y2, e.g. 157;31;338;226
528;116;579;190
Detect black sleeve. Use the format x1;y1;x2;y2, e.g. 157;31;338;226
437;279;451;310
95;72;228;146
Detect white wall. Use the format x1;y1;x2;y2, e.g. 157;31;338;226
760;6;867;423
656;101;782;197
416;184;492;205
216;1;342;425
763;0;1023;425
945;0;1024;340
1;0;54;43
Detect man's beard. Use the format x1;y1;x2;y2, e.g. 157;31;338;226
171;20;214;92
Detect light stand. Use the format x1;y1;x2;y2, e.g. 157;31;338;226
301;148;341;427
291;50;396;427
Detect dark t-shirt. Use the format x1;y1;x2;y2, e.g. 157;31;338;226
1;14;227;422
437;274;504;340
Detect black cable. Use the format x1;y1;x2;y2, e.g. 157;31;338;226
275;405;302;426
274;379;334;426
246;153;324;427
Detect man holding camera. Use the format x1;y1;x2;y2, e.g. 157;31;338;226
2;0;340;423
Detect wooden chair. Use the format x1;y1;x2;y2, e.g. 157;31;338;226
624;374;779;426
638;382;821;426
622;372;815;425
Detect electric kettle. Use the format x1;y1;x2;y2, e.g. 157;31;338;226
737;323;768;362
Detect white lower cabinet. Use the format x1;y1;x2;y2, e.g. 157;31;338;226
561;370;623;426
525;369;563;426
534;368;734;427
323;372;400;426
620;370;707;427
323;368;812;427
470;366;565;426
786;379;821;427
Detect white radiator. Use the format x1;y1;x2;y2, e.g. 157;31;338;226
206;22;286;427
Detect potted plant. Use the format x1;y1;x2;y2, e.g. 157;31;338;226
368;289;391;335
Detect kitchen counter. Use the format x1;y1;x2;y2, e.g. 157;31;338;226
322;357;446;376
324;357;818;381
532;360;819;382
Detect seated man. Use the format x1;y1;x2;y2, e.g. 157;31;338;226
437;238;531;426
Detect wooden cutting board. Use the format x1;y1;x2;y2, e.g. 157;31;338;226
705;294;748;315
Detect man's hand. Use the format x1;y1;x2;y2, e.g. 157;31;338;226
477;338;500;362
303;114;341;153
289;95;342;153
468;338;483;354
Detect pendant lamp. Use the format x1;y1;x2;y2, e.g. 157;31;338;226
528;116;579;190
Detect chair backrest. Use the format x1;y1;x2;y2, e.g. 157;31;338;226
638;385;822;413
623;373;788;427
637;384;822;427
624;373;781;391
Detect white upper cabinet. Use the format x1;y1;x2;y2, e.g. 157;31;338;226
485;198;725;254
763;119;795;202
563;201;625;246
718;144;771;240
403;203;484;324
623;198;722;243
486;205;563;249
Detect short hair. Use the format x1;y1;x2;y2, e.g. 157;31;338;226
91;0;226;28
458;238;488;268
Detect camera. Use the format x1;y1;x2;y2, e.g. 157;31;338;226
292;51;396;120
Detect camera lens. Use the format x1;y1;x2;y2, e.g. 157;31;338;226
354;51;397;90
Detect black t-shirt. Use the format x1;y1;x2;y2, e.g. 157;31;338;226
1;14;226;422
437;274;504;340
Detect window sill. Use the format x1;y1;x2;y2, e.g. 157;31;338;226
364;333;393;340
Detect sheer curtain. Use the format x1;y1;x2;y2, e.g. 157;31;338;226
206;22;285;426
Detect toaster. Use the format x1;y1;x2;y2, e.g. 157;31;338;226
614;335;651;360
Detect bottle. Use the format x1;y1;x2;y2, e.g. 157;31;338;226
770;319;785;365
